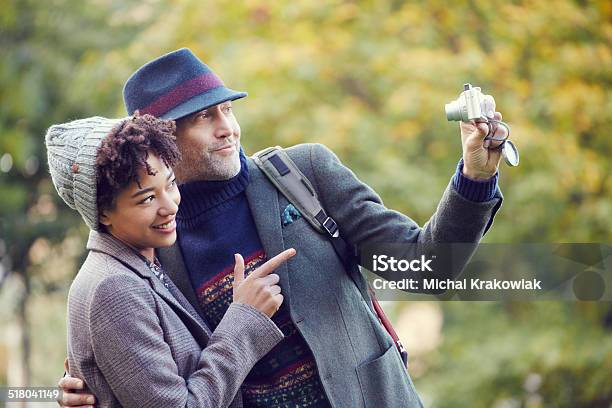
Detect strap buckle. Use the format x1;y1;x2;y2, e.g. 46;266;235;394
322;217;339;238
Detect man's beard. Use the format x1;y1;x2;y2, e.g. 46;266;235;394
203;148;241;180
176;147;241;183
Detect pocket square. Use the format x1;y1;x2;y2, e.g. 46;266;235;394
281;204;302;226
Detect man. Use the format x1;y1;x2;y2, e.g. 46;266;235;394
59;48;505;407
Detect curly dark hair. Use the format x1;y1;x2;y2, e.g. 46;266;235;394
96;114;181;217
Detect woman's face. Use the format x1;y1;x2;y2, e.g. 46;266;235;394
100;152;180;261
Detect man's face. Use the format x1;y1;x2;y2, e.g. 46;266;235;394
173;101;241;183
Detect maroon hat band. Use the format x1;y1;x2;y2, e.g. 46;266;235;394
139;72;225;117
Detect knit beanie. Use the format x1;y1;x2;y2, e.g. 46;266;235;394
45;116;124;230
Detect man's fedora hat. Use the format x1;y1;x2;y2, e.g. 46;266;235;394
123;48;247;120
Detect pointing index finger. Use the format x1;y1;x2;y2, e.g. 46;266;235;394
252;248;296;279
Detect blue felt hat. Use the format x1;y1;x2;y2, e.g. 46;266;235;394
123;48;247;120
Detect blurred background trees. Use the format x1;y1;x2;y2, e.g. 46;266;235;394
0;0;610;406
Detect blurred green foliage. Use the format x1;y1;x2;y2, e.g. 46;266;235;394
0;0;610;406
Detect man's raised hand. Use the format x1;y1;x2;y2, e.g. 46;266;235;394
460;111;508;180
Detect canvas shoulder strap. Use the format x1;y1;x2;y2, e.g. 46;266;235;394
252;146;356;268
252;146;337;236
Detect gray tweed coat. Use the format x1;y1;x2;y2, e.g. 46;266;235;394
66;231;284;407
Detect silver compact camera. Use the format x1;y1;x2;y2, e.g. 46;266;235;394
445;83;496;121
445;83;519;167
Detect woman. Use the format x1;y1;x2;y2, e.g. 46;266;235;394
45;114;294;407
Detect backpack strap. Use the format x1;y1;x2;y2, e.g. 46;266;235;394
252;146;356;269
252;146;409;368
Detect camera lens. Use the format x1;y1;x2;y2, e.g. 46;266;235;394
445;101;464;121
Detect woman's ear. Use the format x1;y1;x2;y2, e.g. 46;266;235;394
99;211;111;227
